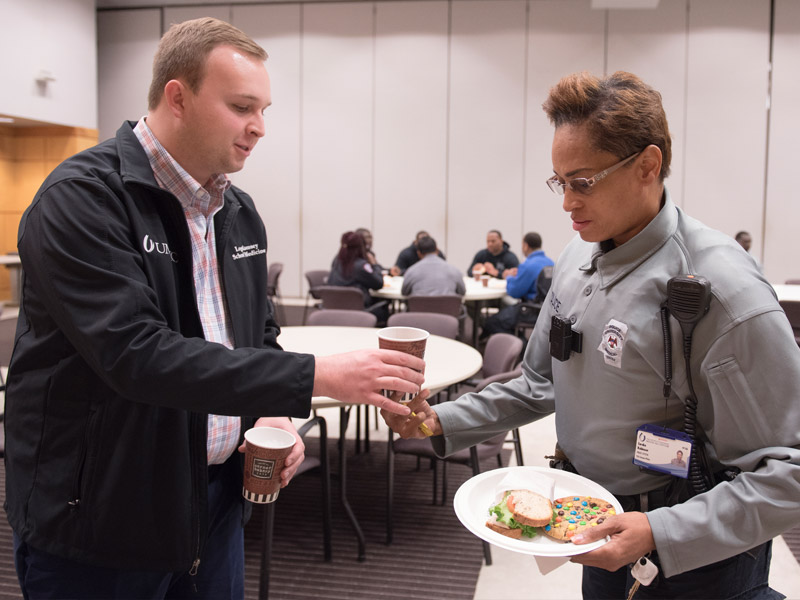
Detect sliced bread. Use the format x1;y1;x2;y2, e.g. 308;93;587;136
507;489;553;528
485;513;523;539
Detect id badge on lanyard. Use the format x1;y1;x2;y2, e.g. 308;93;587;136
633;424;693;479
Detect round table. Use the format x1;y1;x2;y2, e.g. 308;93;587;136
371;275;508;303
278;325;483;402
772;284;800;302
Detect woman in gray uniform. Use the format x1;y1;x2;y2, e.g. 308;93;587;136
383;71;797;599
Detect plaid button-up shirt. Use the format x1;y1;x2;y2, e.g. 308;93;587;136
134;118;241;465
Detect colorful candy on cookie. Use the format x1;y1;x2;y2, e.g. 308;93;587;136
542;496;616;542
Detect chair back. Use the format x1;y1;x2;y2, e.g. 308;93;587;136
779;300;800;345
307;309;377;328
406;294;463;318
534;265;554;302
387;312;459;339
267;262;283;297
305;270;330;300
481;333;524;379
317;285;366;310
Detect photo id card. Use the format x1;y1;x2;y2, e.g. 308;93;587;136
633;424;693;479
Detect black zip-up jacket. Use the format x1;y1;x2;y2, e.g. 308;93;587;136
4;122;316;571
467;241;519;278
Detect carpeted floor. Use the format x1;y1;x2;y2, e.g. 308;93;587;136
244;438;508;600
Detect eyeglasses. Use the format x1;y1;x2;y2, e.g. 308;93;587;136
546;151;641;195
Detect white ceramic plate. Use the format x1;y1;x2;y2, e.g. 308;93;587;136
453;466;623;557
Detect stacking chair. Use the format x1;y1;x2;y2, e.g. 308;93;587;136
514;266;553;340
316;285;366;310
406;294;467;340
266;262;285;325
307;308;377;328
779;300;800;346
259;415;332;598
302;270;330;325
386;311;459;340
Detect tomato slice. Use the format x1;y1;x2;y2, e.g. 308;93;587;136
506;493;516;512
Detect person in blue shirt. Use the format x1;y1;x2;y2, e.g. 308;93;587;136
481;232;554;337
504;232;554;300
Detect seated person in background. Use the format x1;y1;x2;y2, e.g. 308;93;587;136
468;229;519;279
401;236;466;297
328;231;388;323
481;232;554;337
390;230;445;276
734;230;763;273
356;227;384;270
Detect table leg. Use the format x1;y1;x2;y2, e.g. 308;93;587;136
259;501;275;599
339;406;366;561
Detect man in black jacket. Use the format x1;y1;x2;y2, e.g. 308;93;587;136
5;18;422;600
467;229;519;279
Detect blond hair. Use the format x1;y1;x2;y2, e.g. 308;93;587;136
148;17;268;110
542;71;672;180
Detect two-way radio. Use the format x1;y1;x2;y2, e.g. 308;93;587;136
664;275;713;494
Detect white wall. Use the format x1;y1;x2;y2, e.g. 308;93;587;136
95;0;799;294
1;0;97;129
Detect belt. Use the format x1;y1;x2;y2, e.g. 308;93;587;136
613;487;670;513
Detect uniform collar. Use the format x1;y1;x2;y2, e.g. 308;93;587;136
580;188;677;289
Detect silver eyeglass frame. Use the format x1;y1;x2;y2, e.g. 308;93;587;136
546;151;642;195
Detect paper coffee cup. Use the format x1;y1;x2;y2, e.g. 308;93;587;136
242;427;296;504
377;326;428;404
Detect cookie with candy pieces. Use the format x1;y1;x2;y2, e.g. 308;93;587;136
543;495;616;542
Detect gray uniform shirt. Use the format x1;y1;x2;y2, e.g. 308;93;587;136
401;254;466;297
433;190;800;577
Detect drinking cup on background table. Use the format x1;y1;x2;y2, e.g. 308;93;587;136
480;274;490;287
242;427;296;503
377;326;433;436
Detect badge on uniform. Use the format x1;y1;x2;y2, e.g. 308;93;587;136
597;319;627;368
633;424;692;479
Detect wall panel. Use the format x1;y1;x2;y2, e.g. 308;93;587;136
683;0;770;255
447;0;528;274
525;0;606;261
607;0;687;208
232;4;303;296
373;1;449;269
97;9;160;142
301;3;375;278
764;0;800;283
163;5;230;27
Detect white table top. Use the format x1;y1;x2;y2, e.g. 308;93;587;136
371;275;507;302
773;284;800;303
0;255;21;266
278;326;483;407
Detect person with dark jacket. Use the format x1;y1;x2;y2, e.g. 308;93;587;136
467;229;519;279
389;230;445;276
328;231;389;323
4;18;423;600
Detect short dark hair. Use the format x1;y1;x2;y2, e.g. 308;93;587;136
416;236;437;255
523;232;542;249
735;231;750;242
488;229;502;239
543;71;672;181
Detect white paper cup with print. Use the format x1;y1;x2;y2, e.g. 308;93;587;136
242;427;296;504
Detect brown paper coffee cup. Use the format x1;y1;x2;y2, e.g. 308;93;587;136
377;326;428;404
242;427;296;504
